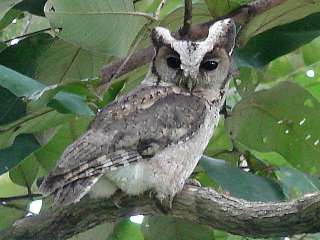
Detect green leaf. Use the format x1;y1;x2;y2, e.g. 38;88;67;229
236;12;320;67
0;34;54;78
0;109;72;149
142;216;214;240
0;134;39;175
0;9;21;31
204;119;233;157
239;0;320;44
0;42;6;53
49;92;94;116
100;80;125;108
0;64;44;97
0;33;110;85
226;81;320;174
109;220;143;240
0;173;30;230
14;0;47;16
276;167;320;199
0;86;26;125
0;204;25;230
9;153;39;188
0;65;94;116
44;0;148;57
200;156;285;202
0;0;22;20
33;117;92;172
205;0;250;17
0;172;28;197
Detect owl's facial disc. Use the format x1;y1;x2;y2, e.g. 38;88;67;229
150;18;236;92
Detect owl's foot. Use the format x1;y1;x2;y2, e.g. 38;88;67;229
111;190;127;208
155;193;174;213
186;178;201;187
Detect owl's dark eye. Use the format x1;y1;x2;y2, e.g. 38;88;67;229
167;56;181;69
201;60;218;71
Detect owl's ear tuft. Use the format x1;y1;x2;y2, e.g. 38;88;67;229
208;18;236;55
151;27;175;48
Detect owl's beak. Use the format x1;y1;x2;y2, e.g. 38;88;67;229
181;76;196;92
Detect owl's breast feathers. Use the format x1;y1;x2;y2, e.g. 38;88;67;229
39;85;221;205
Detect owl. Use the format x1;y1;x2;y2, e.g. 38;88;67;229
39;18;236;210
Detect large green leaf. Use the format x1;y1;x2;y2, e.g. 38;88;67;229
0;64;44;97
276;167;320;199
0;42;6;53
0;109;72;149
226;81;320;174
44;0;148;57
0;87;26;125
0;65;94;116
142;216;214;240
0;203;25;230
0;0;22;20
239;0;320;44
9;153;39;188
14;0;47;16
205;0;251;17
0;33;109;85
0;134;39;175
204;119;233;157
0;9;22;31
109;220;143;240
200;156;285;202
32;117;91;173
236;13;320;67
0;172;30;230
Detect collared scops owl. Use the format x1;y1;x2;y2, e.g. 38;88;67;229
39;18;236;209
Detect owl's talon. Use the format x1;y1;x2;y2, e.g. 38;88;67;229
186;178;201;187
111;190;127;208
155;194;173;213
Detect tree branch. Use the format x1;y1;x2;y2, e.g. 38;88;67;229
100;0;286;85
2;186;320;240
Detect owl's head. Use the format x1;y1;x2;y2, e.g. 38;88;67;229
144;19;236;100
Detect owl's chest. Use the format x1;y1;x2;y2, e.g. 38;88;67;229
106;104;219;195
150;104;219;181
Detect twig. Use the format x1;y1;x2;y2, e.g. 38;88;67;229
154;0;167;20
0;194;42;202
4;27;52;44
179;0;192;36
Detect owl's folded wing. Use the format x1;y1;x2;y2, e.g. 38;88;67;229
39;86;208;205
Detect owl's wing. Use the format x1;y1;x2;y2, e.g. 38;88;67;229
39;86;208;205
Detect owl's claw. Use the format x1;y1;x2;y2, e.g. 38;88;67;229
111;190;127;208
186;178;201;187
155;193;173;213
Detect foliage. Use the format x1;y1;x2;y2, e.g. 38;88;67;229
0;0;320;239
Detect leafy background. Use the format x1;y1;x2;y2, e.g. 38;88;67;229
0;0;320;239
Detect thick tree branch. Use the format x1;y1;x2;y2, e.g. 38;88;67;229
1;186;320;240
100;0;286;85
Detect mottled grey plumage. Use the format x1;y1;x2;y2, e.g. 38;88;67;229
39;18;236;208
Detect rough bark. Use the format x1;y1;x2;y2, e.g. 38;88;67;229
100;0;286;85
1;186;320;240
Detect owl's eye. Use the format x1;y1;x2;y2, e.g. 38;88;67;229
167;56;181;69
201;60;218;71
